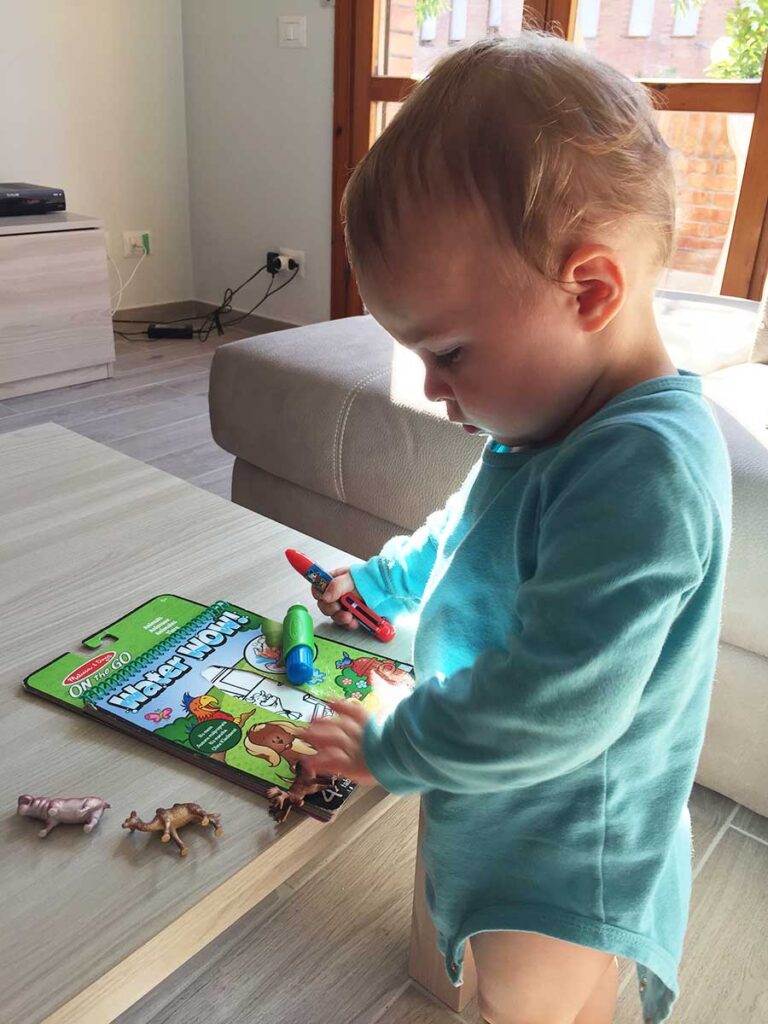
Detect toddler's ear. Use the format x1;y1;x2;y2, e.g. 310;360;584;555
558;244;625;333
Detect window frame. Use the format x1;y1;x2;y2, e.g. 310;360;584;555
331;0;768;318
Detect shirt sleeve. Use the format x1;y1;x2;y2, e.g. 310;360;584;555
350;473;477;622
362;425;711;795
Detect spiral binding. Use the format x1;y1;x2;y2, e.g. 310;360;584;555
84;601;230;704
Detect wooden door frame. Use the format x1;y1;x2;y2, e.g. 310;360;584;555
331;0;375;320
331;0;768;318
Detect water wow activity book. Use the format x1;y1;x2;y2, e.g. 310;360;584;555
24;595;414;822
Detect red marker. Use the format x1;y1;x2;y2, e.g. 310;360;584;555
285;549;395;642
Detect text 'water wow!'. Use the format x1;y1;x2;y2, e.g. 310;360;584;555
282;604;316;685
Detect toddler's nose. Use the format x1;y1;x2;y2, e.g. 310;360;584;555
423;371;453;404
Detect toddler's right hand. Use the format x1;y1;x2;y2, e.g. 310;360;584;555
312;567;363;631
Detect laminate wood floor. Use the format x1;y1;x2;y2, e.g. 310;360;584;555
115;784;768;1024
0;329;251;498
4;333;767;1024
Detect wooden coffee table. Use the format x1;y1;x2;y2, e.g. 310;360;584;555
1;424;431;1024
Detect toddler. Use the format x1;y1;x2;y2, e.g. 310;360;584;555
303;33;731;1024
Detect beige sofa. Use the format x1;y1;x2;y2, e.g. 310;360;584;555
210;291;768;817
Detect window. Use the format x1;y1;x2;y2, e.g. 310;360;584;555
488;0;504;30
579;0;600;40
656;110;753;295
333;1;768;317
377;0;525;79
420;15;438;42
580;0;731;79
672;5;700;38
627;0;655;39
449;0;469;41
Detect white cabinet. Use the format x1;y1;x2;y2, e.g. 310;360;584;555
0;212;115;398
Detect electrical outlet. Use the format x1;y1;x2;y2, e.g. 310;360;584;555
278;248;306;277
122;230;151;258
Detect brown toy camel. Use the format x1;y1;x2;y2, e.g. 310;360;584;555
122;802;222;857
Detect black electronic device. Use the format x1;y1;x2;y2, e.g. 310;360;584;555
147;323;195;339
0;183;66;216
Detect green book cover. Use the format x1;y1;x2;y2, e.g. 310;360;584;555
24;594;207;708
24;596;414;821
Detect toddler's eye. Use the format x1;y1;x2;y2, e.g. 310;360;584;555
435;347;462;368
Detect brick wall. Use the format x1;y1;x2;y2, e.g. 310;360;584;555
382;0;416;77
583;0;732;78
659;111;738;275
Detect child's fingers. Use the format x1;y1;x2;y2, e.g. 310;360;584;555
322;574;354;604
332;611;359;629
328;698;368;724
311;569;348;602
311;747;351;776
304;720;352;749
311;569;362;631
315;600;357;627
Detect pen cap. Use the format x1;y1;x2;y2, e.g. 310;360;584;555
285;645;315;685
282;604;315;657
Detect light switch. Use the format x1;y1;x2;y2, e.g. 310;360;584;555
278;15;307;47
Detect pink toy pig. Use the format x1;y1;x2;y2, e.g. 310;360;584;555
17;794;110;838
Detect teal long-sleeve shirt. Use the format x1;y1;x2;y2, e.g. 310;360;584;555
351;371;731;1024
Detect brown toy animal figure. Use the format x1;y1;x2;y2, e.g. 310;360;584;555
265;760;337;824
17;794;110;837
243;720;337;823
122;802;222;857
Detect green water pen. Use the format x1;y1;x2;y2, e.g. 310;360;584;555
282;604;316;685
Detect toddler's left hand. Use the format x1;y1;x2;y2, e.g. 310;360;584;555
303;699;376;785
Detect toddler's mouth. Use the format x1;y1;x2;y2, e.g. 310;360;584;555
446;404;479;434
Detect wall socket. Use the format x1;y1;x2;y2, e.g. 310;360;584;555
277;248;305;277
122;230;151;257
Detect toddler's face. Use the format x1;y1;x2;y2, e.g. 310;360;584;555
357;227;605;448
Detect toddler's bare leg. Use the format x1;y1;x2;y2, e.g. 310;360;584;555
573;956;618;1024
470;931;616;1024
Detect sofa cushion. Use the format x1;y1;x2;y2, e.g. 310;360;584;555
654;290;758;374
702;363;768;659
210;316;483;532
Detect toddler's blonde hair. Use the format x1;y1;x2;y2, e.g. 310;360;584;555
343;33;675;281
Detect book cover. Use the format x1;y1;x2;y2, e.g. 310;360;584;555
24;594;207;710
76;600;414;820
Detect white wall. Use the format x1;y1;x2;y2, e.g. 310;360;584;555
182;0;334;325
1;1;334;323
0;0;193;309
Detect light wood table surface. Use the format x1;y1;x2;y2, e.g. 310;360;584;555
0;423;413;1024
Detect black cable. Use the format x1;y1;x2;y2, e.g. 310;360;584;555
112;263;298;343
220;268;299;329
195;264;275;342
112;265;268;327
